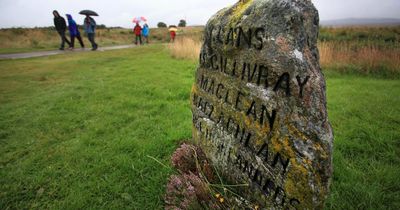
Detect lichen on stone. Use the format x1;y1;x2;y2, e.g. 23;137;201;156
191;0;333;209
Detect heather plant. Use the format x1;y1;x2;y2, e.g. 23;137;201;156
166;143;223;209
166;143;253;209
165;174;199;210
171;143;215;182
171;143;201;173
165;173;220;210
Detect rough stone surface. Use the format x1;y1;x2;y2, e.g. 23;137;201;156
190;0;333;209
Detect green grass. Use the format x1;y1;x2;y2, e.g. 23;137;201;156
1;45;399;209
324;71;400;209
0;45;194;209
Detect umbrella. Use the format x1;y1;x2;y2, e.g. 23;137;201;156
79;10;99;16
133;16;147;23
168;25;178;32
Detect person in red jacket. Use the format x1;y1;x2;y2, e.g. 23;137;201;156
133;23;142;45
169;25;177;43
170;30;176;43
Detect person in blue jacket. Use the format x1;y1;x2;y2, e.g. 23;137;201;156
83;15;98;51
66;14;84;49
142;23;150;44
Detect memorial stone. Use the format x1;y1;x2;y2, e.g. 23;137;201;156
190;0;334;209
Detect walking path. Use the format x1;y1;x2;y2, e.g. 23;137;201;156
0;45;136;60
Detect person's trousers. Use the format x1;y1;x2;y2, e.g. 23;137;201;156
135;35;142;45
58;31;71;49
71;34;85;48
143;35;149;44
87;33;98;50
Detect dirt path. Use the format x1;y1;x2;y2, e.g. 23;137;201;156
0;45;136;60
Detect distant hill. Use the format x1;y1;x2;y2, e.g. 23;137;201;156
321;18;400;27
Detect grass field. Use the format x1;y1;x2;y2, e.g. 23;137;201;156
0;45;193;209
324;71;400;209
0;45;399;209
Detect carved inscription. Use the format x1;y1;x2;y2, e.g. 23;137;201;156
192;26;312;207
192;92;300;208
207;26;266;50
199;53;310;99
191;1;333;209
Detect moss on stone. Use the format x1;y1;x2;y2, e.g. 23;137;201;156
229;0;254;26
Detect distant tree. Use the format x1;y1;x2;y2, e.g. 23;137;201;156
97;24;107;29
178;19;187;27
157;22;167;28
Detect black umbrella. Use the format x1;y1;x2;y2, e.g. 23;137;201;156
79;10;99;16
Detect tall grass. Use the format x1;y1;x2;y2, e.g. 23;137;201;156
319;41;400;76
167;37;201;61
167;26;400;77
319;26;400;43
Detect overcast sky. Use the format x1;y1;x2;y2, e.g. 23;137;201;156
0;0;399;28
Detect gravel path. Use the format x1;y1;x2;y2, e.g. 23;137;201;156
0;45;136;60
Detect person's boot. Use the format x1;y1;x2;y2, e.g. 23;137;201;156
92;44;98;51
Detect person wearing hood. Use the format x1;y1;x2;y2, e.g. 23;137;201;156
66;14;84;49
83;15;98;51
133;23;142;45
142;24;150;44
53;10;71;50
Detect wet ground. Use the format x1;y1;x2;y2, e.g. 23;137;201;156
0;45;136;60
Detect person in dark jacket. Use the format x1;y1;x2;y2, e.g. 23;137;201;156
133;23;142;45
53;10;71;50
66;14;84;49
83;15;98;51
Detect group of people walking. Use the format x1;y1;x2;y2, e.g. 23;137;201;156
53;10;181;50
133;23;150;45
53;10;98;51
131;22;179;45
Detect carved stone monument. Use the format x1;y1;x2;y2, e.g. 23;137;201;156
191;0;333;209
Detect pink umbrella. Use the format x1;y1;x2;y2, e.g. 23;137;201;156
133;16;147;23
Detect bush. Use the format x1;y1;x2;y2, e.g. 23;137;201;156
178;19;187;27
10;28;25;35
166;143;221;209
30;39;39;48
165;173;217;210
97;24;107;29
166;143;255;209
157;22;167;28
